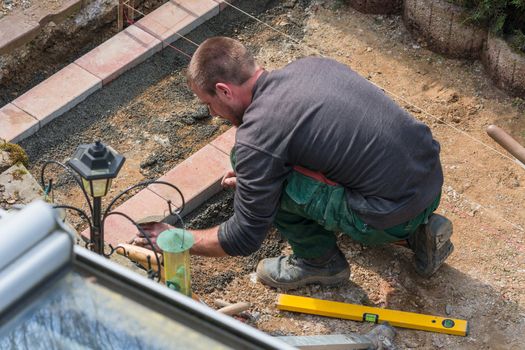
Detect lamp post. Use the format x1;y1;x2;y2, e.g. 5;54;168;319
67;141;125;255
40;140;185;282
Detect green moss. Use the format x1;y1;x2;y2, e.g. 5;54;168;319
0;141;29;167
11;168;28;181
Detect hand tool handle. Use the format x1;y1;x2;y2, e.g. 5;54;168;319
215;301;251;316
487;125;525;165
116;243;162;267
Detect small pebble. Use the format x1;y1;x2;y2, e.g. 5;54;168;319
249;272;258;284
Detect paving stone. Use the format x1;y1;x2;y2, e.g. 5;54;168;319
75;24;162;84
12;63;101;126
135;1;191;42
136;0;218;47
210;127;236;155
80;188;171;246
148;144;232;215
0;103;39;143
0;0;85;55
0;15;41;55
38;0;83;25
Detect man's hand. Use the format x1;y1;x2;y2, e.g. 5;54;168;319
132;223;229;257
221;170;237;189
132;222;174;251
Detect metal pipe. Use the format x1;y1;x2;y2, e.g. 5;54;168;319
92;197;103;255
487;125;525;165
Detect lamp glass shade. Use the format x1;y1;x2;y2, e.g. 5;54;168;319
82;178;112;197
68;141;125;198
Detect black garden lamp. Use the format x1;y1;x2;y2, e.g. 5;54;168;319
40;140;185;282
68;141;125;255
68;141;125;198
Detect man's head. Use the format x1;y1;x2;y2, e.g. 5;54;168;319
187;37;261;126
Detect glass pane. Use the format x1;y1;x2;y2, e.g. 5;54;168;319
0;273;231;350
81;178;109;197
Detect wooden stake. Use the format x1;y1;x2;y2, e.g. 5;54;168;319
118;0;124;31
128;0;135;22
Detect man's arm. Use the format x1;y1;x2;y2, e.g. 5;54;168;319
131;222;227;257
189;225;228;257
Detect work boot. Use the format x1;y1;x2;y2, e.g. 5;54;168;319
408;214;454;278
256;247;350;290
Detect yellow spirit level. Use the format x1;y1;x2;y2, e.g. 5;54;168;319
277;294;468;336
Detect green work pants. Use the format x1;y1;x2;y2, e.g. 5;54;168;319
230;151;440;259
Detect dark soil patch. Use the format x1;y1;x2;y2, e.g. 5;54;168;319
184;190;286;294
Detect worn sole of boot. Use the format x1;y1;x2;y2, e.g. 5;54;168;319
413;214;454;278
428;214;453;249
415;241;454;278
256;265;350;291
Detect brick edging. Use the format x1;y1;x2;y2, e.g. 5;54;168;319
0;0;231;143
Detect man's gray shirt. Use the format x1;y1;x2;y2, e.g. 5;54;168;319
218;57;443;256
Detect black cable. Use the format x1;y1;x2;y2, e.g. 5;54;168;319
104;180;185;219
103;211;162;282
40;160;94;217
52;204;93;243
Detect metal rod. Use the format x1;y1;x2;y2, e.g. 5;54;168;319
93;197;103;254
103;180;184;219
486;125;525;166
40;160;94;217
52;204;93;243
103;211;162;282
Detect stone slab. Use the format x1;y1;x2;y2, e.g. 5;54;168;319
0;104;39;143
75;24;162;85
136;0;219;47
12;63;102;126
135;1;192;42
148;144;232;215
0;0;85;55
38;0;83;26
210;127;236;155
0;15;40;55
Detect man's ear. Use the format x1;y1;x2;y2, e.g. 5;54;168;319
215;83;232;98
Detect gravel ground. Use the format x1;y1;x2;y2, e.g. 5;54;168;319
6;0;525;348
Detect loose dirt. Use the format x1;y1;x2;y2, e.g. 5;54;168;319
12;0;525;348
1;0;63;19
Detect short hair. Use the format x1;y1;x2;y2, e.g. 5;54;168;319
187;37;257;96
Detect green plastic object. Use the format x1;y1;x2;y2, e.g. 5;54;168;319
157;229;194;297
157;228;194;253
